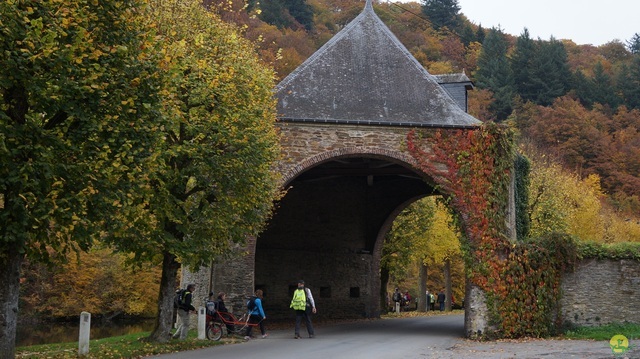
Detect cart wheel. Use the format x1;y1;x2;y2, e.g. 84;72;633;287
206;322;223;341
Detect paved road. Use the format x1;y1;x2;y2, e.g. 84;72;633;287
149;314;634;359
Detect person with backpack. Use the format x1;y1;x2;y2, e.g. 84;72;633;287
244;289;267;340
173;283;196;340
392;287;402;312
290;279;316;339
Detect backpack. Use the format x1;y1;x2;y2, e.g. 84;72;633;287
174;289;186;309
393;291;401;302
247;296;257;311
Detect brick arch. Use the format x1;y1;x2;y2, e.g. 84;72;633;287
280;147;424;187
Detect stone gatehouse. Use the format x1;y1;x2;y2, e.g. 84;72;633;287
182;0;491;332
181;0;640;338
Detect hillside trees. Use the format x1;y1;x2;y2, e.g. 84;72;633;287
124;0;281;343
254;0;314;31
627;33;640;54
475;27;514;121
0;0;165;355
530;37;571;106
20;248;161;319
510;29;536;103
421;0;461;31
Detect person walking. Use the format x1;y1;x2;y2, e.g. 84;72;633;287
437;289;446;312
392;287;402;312
173;283;196;340
245;289;267;340
290;280;316;339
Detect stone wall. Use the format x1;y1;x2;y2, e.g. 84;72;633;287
561;258;640;327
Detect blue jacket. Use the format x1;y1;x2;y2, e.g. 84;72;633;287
249;297;266;318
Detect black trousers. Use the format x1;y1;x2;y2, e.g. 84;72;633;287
246;314;265;337
294;309;314;336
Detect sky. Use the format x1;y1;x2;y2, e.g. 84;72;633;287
392;0;640;46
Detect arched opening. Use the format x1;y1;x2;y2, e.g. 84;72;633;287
254;154;444;321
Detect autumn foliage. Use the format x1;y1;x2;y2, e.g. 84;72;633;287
407;124;576;338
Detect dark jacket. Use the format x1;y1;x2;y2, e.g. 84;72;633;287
216;297;229;312
181;291;196;311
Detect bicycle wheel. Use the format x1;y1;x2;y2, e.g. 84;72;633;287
206;322;223;341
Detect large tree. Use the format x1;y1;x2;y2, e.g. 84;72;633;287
421;0;461;31
475;27;514;121
122;0;282;342
511;29;537;103
528;37;571;106
0;0;163;356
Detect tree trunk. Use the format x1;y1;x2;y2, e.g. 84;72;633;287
379;267;390;313
418;262;427;312
444;258;452;311
0;246;25;358
147;250;181;342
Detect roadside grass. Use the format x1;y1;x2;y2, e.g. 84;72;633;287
563;322;640;341
16;331;236;359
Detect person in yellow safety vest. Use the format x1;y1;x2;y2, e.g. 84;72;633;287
290;280;316;339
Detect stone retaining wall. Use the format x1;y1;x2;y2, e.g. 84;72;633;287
561;258;640;327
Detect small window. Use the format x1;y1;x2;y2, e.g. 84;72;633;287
350;287;360;298
320;286;331;298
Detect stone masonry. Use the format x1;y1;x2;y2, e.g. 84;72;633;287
560;258;640;327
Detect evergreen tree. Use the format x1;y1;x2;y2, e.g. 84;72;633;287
572;69;595;108
475;24;485;44
618;56;640;109
627;33;640;54
421;0;461;31
591;62;620;108
459;23;476;46
257;0;314;31
475;27;514;121
511;29;537;103
529;37;571;106
286;0;314;31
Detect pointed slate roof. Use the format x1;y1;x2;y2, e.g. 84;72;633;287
276;0;480;128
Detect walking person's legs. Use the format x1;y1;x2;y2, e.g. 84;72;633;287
304;311;315;337
172;309;190;340
294;310;303;338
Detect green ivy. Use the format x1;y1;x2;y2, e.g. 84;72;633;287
577;241;640;261
514;154;531;241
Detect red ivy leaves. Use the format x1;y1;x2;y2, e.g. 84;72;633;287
407;124;573;338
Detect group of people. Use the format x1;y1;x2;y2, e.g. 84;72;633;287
172;279;317;341
391;288;413;312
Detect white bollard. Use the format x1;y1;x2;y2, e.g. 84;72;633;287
395;302;400;314
197;307;206;340
78;311;91;356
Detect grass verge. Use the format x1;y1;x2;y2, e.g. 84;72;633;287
563;322;640;341
16;331;237;359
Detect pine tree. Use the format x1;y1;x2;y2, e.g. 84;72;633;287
627;33;640;54
618;56;640;109
511;29;537;103
475;27;514;121
572;69;595;108
529;37;571;106
421;0;461;31
591;62;620;109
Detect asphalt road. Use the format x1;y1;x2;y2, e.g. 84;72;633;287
149;314;635;359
